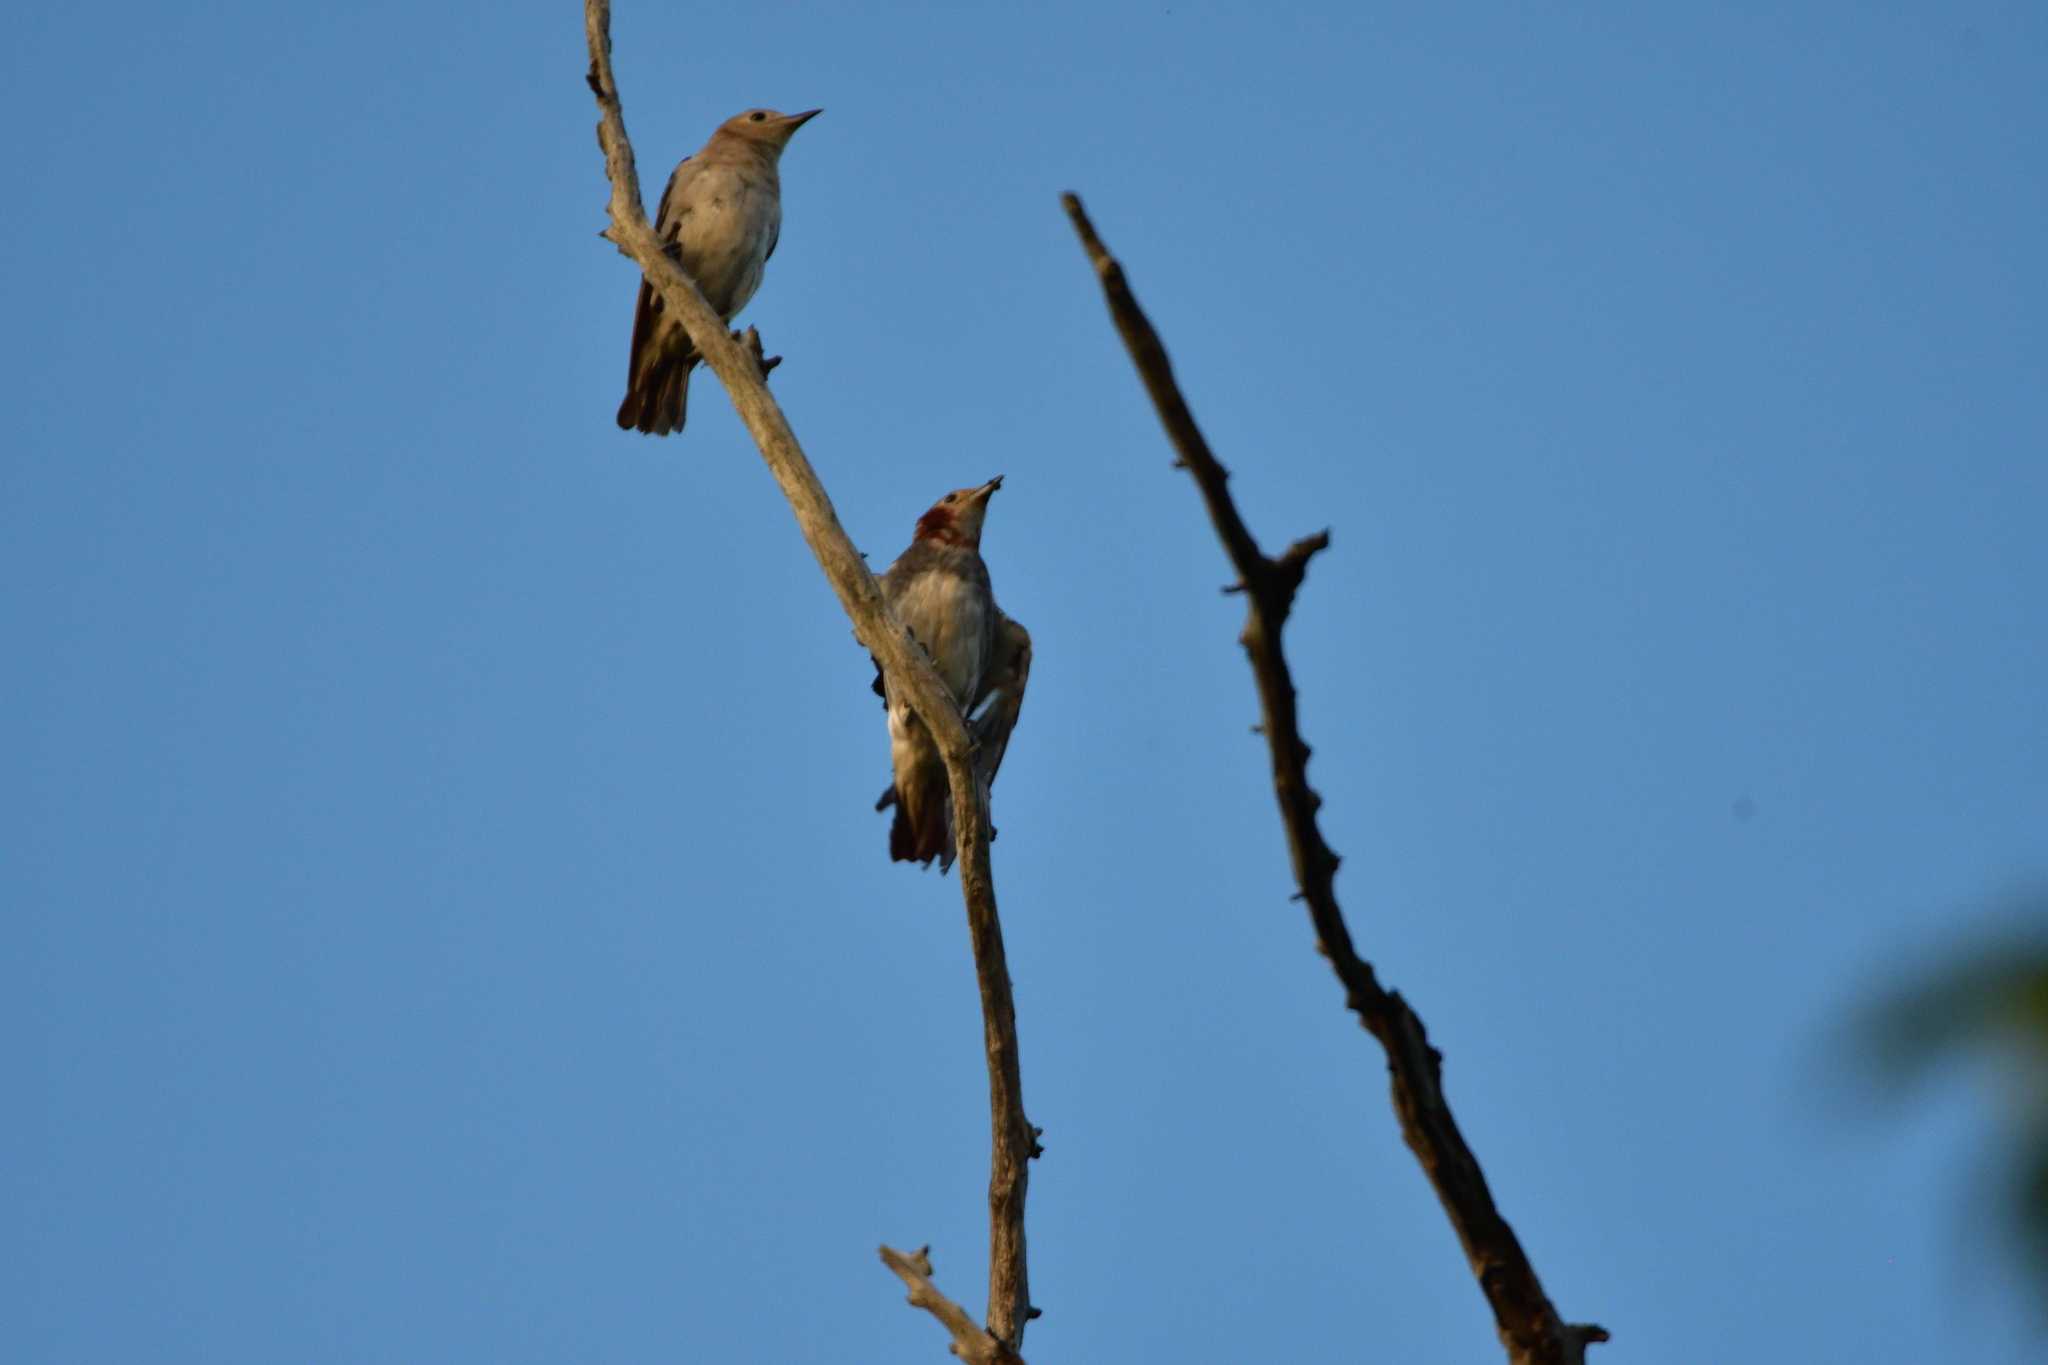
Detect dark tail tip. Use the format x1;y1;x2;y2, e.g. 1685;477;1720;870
886;796;948;868
617;358;691;436
888;805;919;863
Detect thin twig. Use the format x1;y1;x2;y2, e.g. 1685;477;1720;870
1062;191;1606;1365
879;1246;1025;1365
582;2;1034;1349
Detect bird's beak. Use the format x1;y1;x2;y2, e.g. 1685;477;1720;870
781;108;823;132
972;475;1004;502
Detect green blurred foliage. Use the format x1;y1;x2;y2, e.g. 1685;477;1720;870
1861;893;2048;1286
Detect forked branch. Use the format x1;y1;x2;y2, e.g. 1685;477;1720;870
879;1245;1025;1365
1063;191;1606;1365
581;1;1033;1350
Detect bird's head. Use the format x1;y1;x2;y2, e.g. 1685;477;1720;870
913;476;1004;549
717;107;822;156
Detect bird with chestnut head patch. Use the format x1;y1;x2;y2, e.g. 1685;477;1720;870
870;477;1028;870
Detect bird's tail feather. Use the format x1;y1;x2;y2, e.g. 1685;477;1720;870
884;771;954;870
617;353;694;436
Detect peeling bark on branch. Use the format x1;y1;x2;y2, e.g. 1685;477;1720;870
1062;191;1606;1365
582;2;1033;1350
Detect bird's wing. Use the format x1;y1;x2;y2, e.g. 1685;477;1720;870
871;552;911;702
653;157;692;238
623;277;662;390
969;611;1032;792
624;159;697;388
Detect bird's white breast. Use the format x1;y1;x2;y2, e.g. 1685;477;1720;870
891;569;988;707
671;165;778;320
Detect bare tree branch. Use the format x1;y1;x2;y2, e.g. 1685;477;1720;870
1062;192;1607;1365
582;2;1034;1349
879;1246;1026;1365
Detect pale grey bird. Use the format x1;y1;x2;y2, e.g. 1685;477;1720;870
871;478;1031;870
616;107;820;436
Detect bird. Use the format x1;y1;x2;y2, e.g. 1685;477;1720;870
871;477;1031;871
616;107;820;436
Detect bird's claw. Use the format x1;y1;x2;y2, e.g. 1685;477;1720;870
736;326;781;378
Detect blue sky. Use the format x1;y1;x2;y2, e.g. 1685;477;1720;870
5;1;2045;1360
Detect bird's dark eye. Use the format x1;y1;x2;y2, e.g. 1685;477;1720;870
943;493;958;503
749;112;766;122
